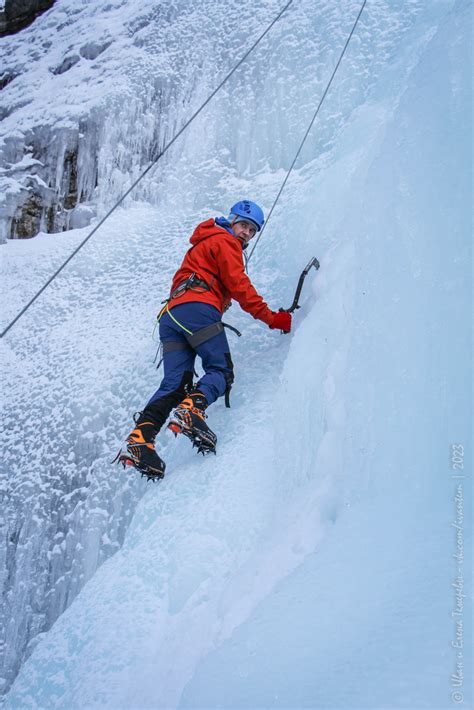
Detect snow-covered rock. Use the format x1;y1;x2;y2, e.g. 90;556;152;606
0;0;55;37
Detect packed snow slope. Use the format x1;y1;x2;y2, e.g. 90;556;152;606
2;0;472;707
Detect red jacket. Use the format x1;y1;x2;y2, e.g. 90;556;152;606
166;219;274;326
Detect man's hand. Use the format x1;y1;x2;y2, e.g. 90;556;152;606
269;311;292;333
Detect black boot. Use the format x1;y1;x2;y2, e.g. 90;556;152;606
167;391;217;455
114;414;166;481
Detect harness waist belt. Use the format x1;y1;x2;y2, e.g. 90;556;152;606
170;273;210;301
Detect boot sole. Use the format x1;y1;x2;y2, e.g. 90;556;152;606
113;449;165;480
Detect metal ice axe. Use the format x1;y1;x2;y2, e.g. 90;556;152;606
279;256;320;332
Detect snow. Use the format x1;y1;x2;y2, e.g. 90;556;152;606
1;0;472;707
2;0;323;239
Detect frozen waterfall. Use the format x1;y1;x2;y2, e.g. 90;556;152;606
1;0;471;707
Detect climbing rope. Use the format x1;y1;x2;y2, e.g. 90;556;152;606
0;0;293;338
246;0;367;268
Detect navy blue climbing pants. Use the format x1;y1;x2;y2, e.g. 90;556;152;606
143;302;233;430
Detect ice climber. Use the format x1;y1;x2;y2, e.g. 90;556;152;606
116;200;292;480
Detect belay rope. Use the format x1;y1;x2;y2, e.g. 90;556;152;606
246;0;367;268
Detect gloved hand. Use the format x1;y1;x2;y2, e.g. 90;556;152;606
269;311;292;333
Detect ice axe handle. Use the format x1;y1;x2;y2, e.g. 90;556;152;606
279;256;320;333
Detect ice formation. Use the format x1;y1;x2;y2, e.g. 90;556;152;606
1;0;471;706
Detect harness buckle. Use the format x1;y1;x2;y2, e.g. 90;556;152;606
170;272;210;301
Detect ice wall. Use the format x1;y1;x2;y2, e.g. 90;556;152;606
3;0;470;707
1;0;282;239
0;0;421;241
181;2;472;706
0;0;303;692
2;0;425;695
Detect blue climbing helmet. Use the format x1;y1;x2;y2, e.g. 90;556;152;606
229;200;264;232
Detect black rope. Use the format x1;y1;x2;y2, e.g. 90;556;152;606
0;0;293;339
246;0;367;268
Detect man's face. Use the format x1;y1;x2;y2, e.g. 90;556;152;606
233;220;257;244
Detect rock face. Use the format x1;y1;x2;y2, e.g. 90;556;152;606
11;193;43;237
1;124;98;241
0;0;56;37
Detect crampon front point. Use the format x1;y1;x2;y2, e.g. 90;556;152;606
167;418;217;455
167;392;217;455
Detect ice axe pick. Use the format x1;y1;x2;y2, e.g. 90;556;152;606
279;256;320;332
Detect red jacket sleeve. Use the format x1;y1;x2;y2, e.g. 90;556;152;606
213;236;274;325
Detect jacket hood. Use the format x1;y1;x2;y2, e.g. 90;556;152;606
189;218;238;247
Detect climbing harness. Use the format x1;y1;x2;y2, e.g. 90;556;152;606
155;302;241;352
169;272;211;301
156;272;242;343
152;275;213;366
153;289;241;407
